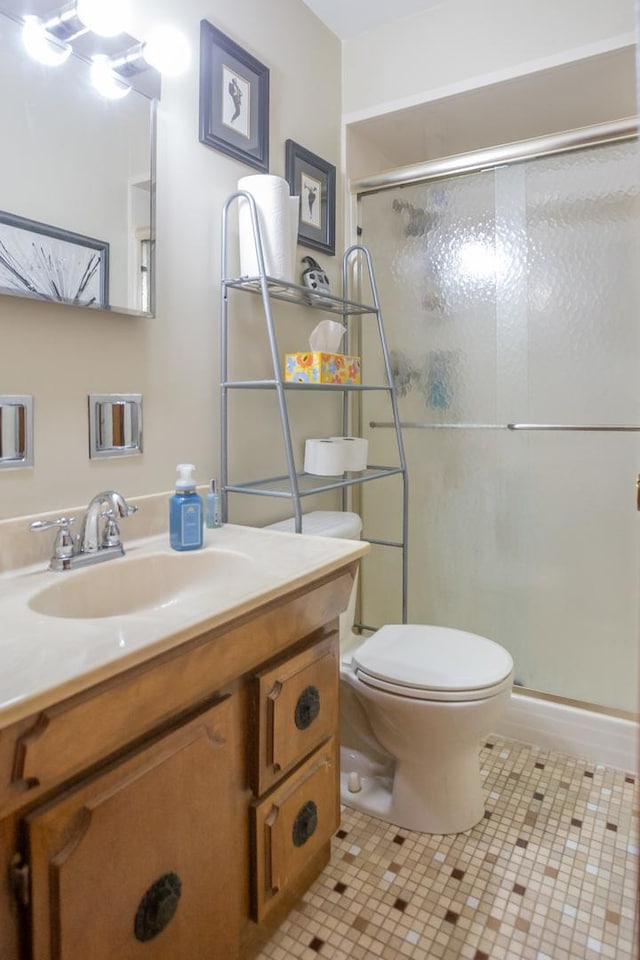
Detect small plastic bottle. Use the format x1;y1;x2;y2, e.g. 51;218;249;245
169;464;203;551
205;479;222;529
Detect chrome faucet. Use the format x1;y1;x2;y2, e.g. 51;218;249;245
78;490;137;554
30;490;138;571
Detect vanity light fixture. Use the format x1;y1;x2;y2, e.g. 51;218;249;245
22;0;129;67
89;25;190;99
21;1;189;99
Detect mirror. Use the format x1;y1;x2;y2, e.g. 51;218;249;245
89;393;143;458
0;2;156;316
0;394;33;468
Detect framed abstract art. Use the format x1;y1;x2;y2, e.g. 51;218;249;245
0;211;109;307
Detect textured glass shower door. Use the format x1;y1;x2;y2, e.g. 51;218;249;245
358;138;640;713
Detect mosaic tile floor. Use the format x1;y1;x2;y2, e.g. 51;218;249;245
257;738;639;960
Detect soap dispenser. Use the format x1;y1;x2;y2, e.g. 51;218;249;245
169;463;203;551
205;479;221;529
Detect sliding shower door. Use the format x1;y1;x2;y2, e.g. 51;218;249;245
358;137;640;714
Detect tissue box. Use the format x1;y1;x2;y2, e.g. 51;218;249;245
284;352;361;384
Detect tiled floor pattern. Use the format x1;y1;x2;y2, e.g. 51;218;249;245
257;738;639;960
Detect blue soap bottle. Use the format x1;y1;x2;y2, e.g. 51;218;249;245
169;463;203;551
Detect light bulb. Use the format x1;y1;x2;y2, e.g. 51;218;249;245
22;16;71;66
142;25;190;76
90;55;131;99
76;0;129;38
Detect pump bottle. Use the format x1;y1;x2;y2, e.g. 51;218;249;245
169;464;203;551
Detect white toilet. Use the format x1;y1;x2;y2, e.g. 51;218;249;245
267;511;514;835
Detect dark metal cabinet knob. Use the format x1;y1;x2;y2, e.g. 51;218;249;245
292;800;318;847
295;685;320;730
134;872;182;942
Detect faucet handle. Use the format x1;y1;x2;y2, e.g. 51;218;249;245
29;516;77;562
100;510;122;548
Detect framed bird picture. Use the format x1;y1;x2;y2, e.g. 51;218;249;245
199;21;269;172
285;140;336;256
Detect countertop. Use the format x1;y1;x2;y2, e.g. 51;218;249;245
0;523;368;729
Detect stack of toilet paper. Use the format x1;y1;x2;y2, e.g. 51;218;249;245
304;437;368;476
238;174;299;282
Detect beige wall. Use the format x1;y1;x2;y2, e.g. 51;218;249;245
342;0;636;121
0;0;342;522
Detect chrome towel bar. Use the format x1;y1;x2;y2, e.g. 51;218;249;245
369;422;640;432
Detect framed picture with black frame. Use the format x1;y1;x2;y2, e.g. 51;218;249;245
0;210;109;308
285;139;335;255
198;20;269;172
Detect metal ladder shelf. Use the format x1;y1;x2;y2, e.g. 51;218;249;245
219;190;408;621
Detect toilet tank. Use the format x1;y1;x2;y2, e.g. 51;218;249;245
266;511;362;540
266;511;362;648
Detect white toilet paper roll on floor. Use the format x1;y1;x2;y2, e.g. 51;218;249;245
304;438;345;476
238;174;298;282
329;437;368;471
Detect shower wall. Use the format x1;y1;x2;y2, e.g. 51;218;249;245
358;138;640;714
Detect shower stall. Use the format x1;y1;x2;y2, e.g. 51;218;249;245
356;123;640;716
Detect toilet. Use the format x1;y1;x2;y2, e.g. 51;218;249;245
267;511;514;835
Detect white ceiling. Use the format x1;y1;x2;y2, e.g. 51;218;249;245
300;0;445;39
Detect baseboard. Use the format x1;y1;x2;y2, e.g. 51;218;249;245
494;692;639;775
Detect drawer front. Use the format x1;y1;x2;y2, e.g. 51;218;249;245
250;737;338;922
251;635;338;795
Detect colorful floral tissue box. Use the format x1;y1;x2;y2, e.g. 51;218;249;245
284;352;361;384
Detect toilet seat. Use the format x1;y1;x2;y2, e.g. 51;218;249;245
351;624;514;703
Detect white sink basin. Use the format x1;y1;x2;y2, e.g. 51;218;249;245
28;549;254;619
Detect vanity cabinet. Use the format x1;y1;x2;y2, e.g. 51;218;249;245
0;562;356;960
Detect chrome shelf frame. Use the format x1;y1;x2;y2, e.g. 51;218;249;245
220;191;408;621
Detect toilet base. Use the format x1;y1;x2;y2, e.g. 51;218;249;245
339;744;487;835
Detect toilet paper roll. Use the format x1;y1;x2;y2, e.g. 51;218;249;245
304;438;345;476
238;175;297;282
289;195;300;281
330;437;368;471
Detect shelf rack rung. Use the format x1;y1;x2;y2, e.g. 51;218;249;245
224;466;405;498
222;379;393;392
223;275;376;316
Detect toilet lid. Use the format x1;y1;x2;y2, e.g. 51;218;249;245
352;624;513;695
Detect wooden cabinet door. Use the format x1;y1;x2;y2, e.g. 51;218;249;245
25;696;241;960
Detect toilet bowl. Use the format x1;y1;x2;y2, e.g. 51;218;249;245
267;511;514;835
